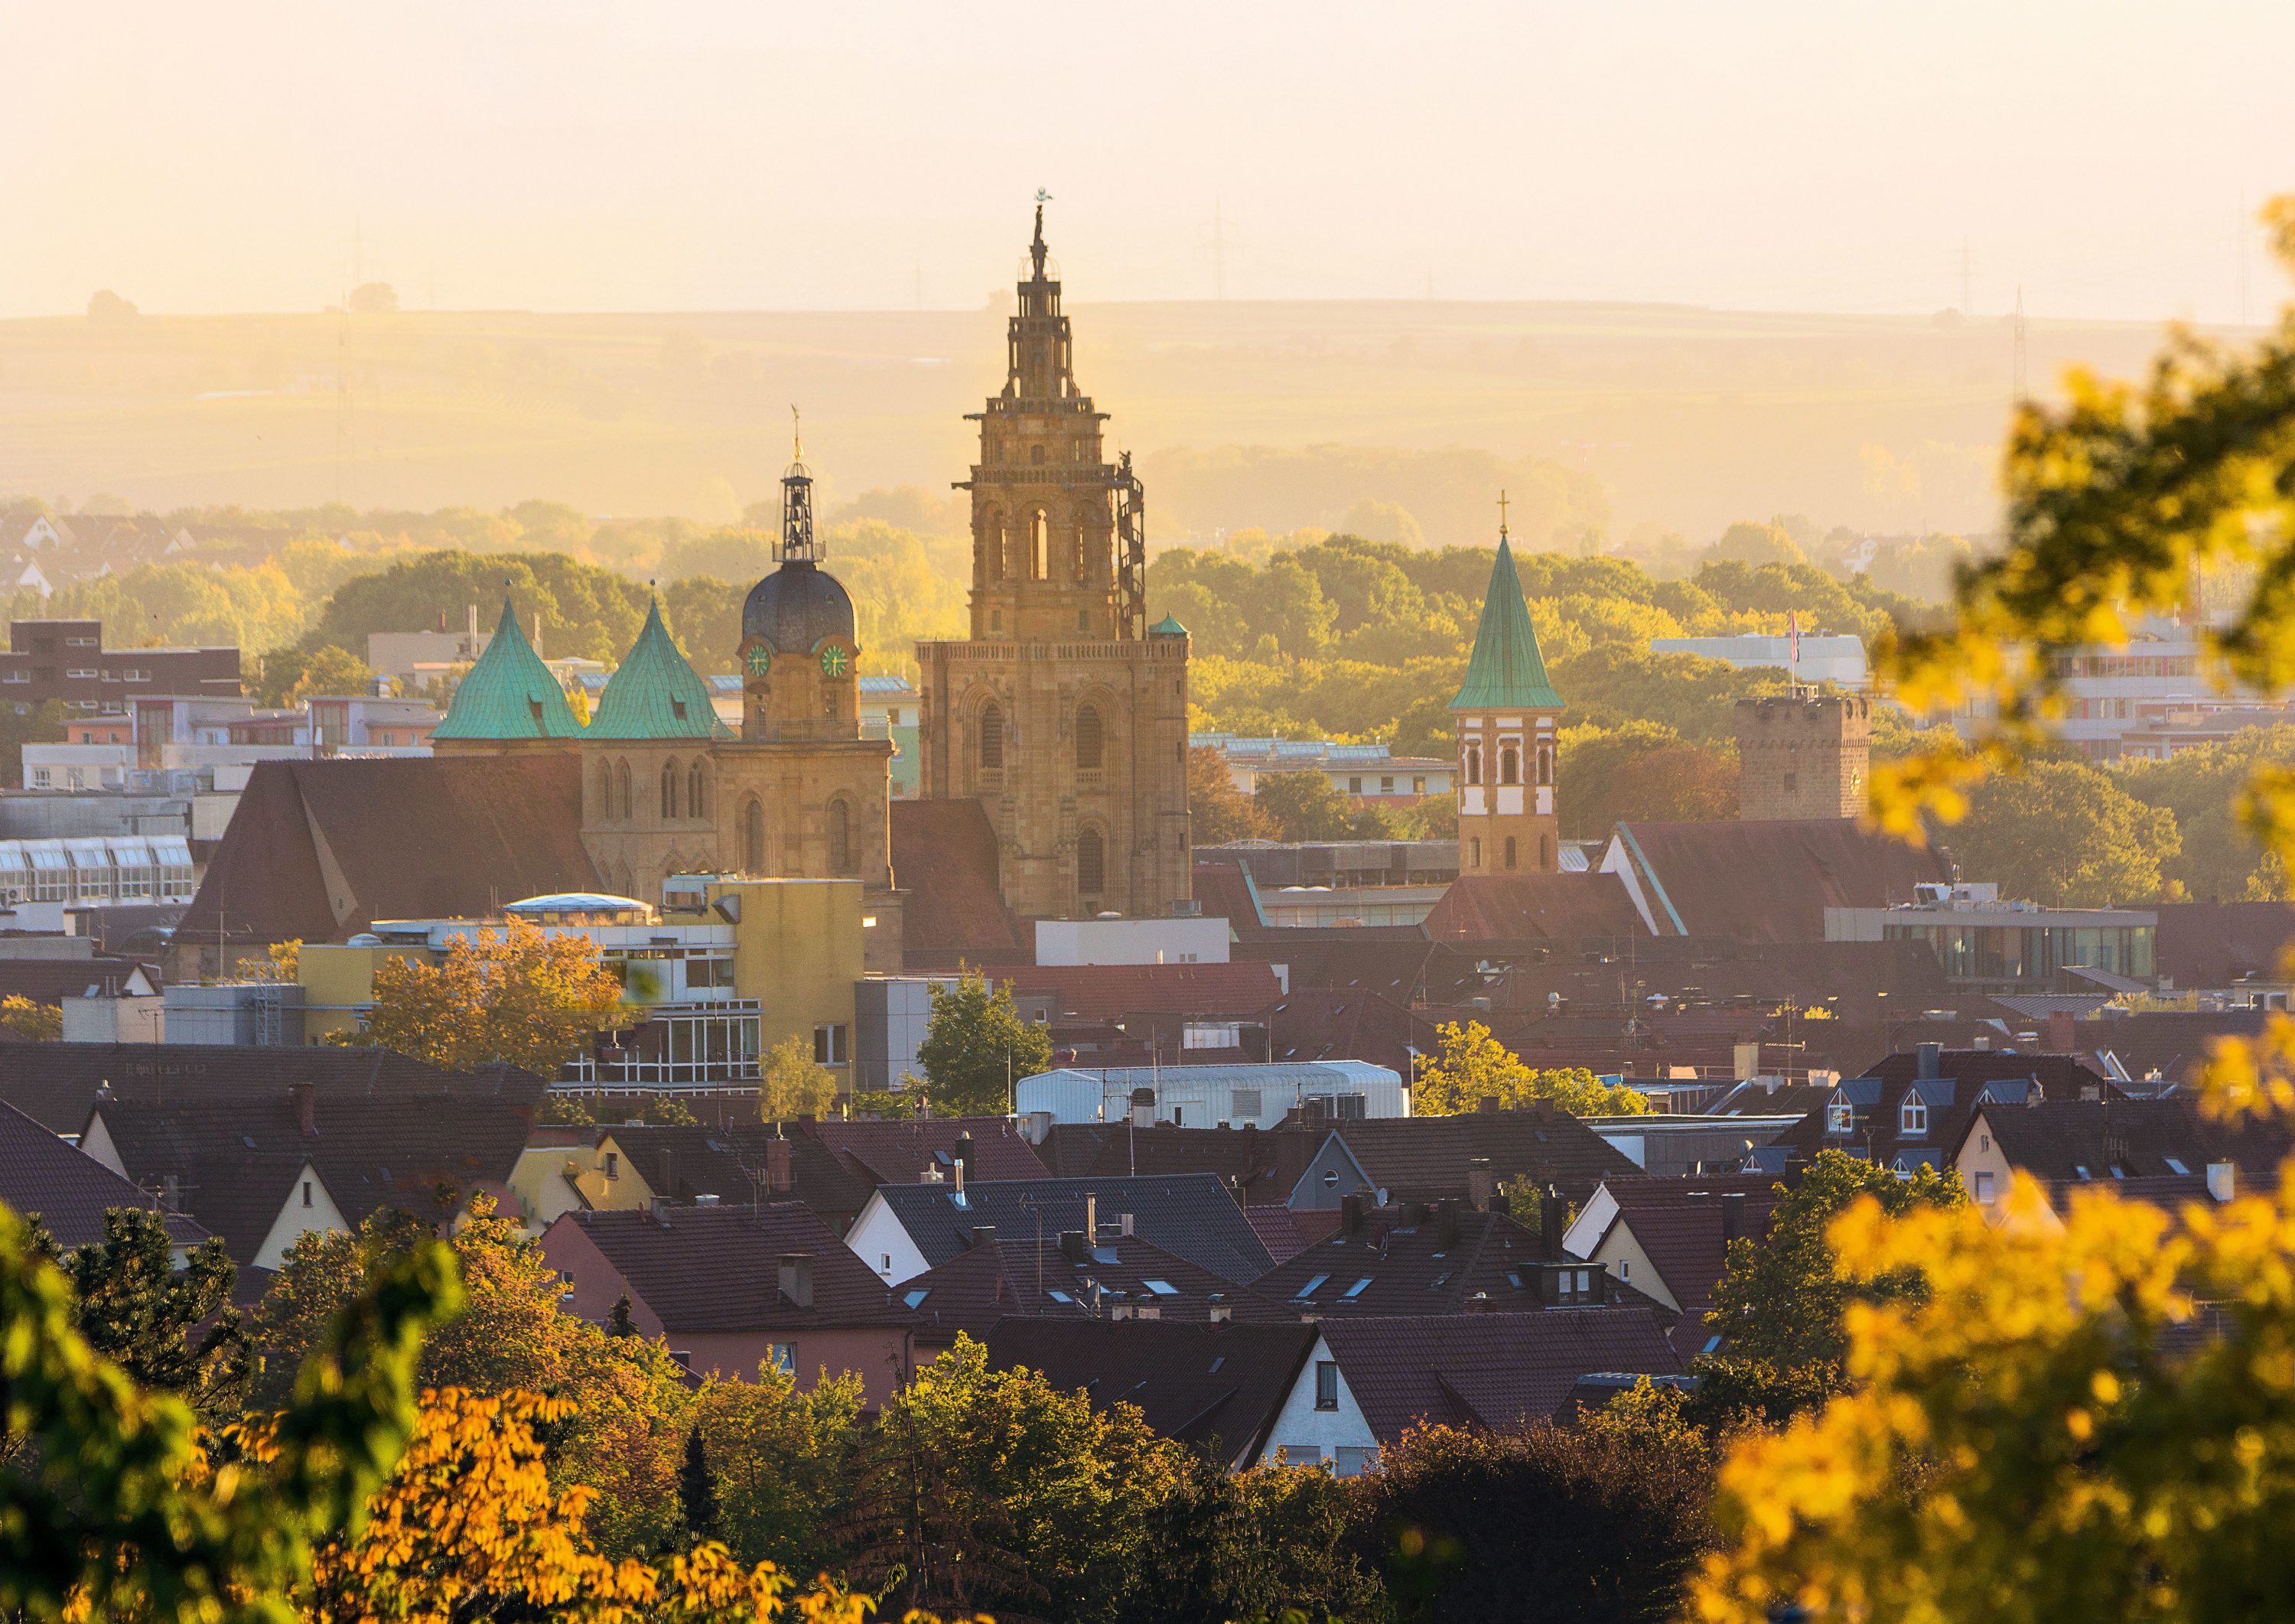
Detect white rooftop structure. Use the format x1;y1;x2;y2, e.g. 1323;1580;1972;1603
1649;633;1869;689
1017;1059;1407;1131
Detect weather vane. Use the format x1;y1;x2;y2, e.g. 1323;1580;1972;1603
1036;187;1053;204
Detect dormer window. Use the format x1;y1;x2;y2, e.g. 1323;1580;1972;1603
1827;1101;1854;1135
1899;1095;1929;1137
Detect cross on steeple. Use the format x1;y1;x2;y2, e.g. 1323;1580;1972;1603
1496;489;1511;539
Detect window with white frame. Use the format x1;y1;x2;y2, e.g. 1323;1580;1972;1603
1827;1100;1854;1134
1899;1095;1929;1136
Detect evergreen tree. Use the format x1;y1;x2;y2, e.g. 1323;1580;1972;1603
63;1206;246;1423
679;1427;719;1544
607;1291;638;1339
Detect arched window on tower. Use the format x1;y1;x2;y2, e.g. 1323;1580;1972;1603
1465;746;1483;787
1537;744;1553;786
660;760;679;821
1504;836;1519;871
828;799;853;876
597;759;612;817
979;701;1004;770
1077;826;1105;898
1032;511;1050;581
1075;704;1103;771
1499;744;1521;786
688;763;706;820
743;799;767;875
615;760;633;822
1073;525;1088;583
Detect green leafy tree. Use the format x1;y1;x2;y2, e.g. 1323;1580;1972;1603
692;1362;864;1577
1559;721;1738;836
1347;1411;1716;1624
1188;746;1277;844
1693;1150;1967;1418
1947;757;2180;905
760;1033;841;1121
63;1207;247;1423
844;1336;1182;1624
0;1200;457;1622
1703;519;1806;568
917;969;1053;1118
2115;726;2295;900
1413;1020;1651;1116
309;549;652;666
0;698;65;788
1252;769;1359;841
637;1092;701;1126
1129;1447;1382;1624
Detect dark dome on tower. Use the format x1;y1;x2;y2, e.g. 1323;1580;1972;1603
742;558;855;653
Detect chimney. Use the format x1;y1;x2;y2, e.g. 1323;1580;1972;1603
1208;1294;1232;1323
970;1224;997;1248
1060;1228;1089;1264
2046;1010;2076;1054
765;1137;793;1194
777;1253;814;1309
1340;1192;1366;1238
1539;1188;1564;1262
658;1150;675;1202
1467;1157;1494;1212
1720;1191;1746;1246
1129;1087;1155;1129
288;1082;316;1136
1086;1193;1098;1243
952;1157;965;1200
1437;1198;1461;1251
954;1130;975;1180
2208;1161;2235;1203
1118;1212;1134;1238
1916;1042;1942;1081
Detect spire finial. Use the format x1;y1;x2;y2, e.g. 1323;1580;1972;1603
790;403;802;464
1031;187;1052;276
1496;490;1511;540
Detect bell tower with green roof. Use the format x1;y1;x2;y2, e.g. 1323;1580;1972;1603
1448;497;1564;875
431;597;584;754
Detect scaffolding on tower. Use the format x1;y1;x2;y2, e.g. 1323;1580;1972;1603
1115;450;1147;640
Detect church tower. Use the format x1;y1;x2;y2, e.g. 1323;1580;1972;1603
1450;506;1564;874
916;199;1191;922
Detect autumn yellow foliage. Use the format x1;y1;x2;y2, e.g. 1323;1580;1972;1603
341;916;630;1076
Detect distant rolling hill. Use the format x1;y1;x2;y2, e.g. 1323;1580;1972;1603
0;298;2202;544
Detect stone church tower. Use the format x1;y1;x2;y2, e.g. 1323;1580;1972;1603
1450;519;1564;874
916;202;1191;921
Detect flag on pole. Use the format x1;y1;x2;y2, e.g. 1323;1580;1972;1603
1788;612;1800;688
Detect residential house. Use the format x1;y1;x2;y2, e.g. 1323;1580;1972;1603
77;1066;545;1273
1561;1174;1786;1358
1773;1043;2118;1175
844;1172;1274;1288
797;1116;1048;1189
578;1122;874;1232
1248;1194;1644;1321
1953;1095;2271;1229
541;1203;916;1402
1252;1310;1682;1474
0;1098;209;1255
900;1229;1287;1347
1287;1108;1642;1210
984;1318;1320;1469
1030;1120;1318;1208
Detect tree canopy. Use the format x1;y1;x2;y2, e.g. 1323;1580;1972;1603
338;917;630;1076
1412;1020;1651;1117
916;969;1053;1117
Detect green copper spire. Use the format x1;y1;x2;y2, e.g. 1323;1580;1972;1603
432;598;584;740
1449;535;1562;711
586;598;728;740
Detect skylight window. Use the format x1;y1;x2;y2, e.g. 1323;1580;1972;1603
902;1289;930;1309
1208;1356;1226;1373
1047;1289;1075;1304
1143;1279;1179;1296
1343;1277;1373;1299
2165;1157;2190;1175
2073;1165;2092;1180
1292;1273;1330;1300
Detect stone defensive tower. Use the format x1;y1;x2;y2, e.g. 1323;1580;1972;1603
1733;694;1872;820
914;200;1191;921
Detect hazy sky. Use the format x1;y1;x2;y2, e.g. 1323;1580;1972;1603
8;1;2291;322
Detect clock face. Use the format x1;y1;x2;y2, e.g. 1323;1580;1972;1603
745;646;770;677
819;645;848;678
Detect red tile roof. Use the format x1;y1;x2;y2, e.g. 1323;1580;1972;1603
1423;872;1648;944
988;962;1283;1021
798;1116;1048;1186
1319;1309;1681;1442
901;1232;1287;1343
0;1099;207;1251
551;1202;905;1333
890;799;1024;964
176;756;599;948
1617;818;1951;942
1587;1177;1786;1352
